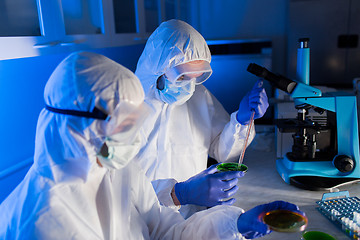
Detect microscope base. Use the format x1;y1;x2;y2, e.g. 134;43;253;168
289;176;360;191
276;157;360;191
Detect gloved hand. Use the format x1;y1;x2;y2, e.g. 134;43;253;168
174;164;245;207
237;200;301;239
236;80;269;125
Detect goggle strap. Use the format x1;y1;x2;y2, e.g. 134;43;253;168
45;105;109;120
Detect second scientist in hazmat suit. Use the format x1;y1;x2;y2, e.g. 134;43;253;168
134;19;269;217
0;51;301;240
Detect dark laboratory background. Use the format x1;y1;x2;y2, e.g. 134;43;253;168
0;0;359;203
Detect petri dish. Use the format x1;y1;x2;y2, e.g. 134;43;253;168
302;231;336;240
216;163;248;173
262;209;308;233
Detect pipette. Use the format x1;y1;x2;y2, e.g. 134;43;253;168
238;110;255;165
216;110;254;172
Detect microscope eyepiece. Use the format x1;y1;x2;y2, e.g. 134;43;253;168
247;63;297;94
298;38;310;48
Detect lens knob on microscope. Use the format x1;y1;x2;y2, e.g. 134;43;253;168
333;155;355;173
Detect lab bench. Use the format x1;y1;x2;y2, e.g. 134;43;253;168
233;125;360;240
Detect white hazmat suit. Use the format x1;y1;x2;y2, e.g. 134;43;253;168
0;51;247;240
134;19;255;217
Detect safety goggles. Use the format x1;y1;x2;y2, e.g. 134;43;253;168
105;101;151;140
162;74;195;88
164;60;212;85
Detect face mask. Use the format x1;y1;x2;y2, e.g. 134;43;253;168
97;133;143;170
157;76;196;105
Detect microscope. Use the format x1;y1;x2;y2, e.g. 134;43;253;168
247;38;360;190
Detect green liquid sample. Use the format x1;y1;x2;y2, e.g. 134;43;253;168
216;163;248;173
302;231;336;240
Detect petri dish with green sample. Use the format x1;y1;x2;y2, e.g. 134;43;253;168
216;162;248;173
262;209;308;233
301;231;336;240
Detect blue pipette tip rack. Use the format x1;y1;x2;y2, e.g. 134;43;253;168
316;191;360;239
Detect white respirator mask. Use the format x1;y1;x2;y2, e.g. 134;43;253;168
97;133;143;170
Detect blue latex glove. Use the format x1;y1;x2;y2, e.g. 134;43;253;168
174;164;245;207
237;200;302;239
236;80;269;125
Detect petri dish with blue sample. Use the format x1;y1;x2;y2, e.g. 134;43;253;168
262;209;308;233
216;162;248;173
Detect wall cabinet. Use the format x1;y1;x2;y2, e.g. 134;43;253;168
0;0;192;60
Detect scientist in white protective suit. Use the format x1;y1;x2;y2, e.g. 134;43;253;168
133;19;270;218
0;51;301;240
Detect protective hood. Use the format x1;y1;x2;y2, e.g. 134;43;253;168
135;19;212;96
34;51;145;183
